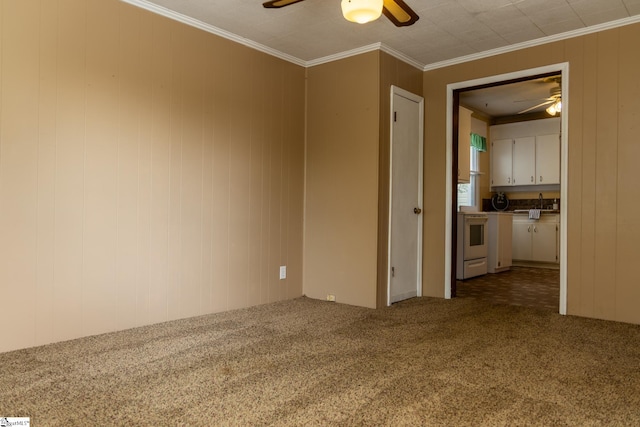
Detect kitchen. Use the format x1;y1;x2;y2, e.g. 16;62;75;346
455;74;563;311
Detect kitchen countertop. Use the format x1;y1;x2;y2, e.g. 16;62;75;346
512;209;560;214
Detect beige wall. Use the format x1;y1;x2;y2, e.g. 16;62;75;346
423;23;640;324
2;2;638;356
0;0;305;353
304;52;380;308
304;51;422;309
376;52;423;307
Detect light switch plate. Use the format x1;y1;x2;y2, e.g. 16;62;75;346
279;266;286;280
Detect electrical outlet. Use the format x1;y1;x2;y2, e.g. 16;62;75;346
326;294;336;302
279;266;286;280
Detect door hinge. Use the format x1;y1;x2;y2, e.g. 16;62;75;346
394;111;397;122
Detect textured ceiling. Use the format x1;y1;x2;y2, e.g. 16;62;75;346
460;75;562;118
123;0;640;116
126;0;640;68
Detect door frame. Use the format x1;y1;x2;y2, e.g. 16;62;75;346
387;85;424;306
444;63;569;315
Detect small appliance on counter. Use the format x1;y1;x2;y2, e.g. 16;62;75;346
491;192;509;211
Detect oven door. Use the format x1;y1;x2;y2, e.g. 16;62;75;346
464;215;488;260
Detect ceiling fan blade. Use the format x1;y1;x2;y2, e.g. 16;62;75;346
263;0;305;8
514;97;553;103
517;100;554;115
382;0;419;27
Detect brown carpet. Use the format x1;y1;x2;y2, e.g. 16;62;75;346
1;296;640;426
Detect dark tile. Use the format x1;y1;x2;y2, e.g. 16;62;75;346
456;266;559;311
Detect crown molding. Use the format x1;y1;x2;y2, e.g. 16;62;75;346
122;0;426;70
120;0;306;67
379;44;424;70
423;14;640;72
122;0;640;71
305;43;382;68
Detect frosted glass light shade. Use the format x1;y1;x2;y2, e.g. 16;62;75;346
546;99;562;116
341;0;383;24
546;104;556;116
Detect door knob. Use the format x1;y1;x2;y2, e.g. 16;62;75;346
414;207;422;214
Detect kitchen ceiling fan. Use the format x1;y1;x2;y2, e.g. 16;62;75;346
517;77;562;116
263;0;419;27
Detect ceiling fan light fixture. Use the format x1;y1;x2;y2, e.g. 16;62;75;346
546;104;557;116
546;99;561;116
341;0;383;24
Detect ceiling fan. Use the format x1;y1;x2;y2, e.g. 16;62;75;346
263;0;419;27
517;77;562;116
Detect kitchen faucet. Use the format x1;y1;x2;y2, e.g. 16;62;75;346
539;193;543;209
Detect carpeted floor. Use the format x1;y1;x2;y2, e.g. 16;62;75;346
1;296;639;426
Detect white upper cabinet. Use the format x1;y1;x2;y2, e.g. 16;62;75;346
458;106;472;183
490;118;560;189
491;139;512;186
512;136;536;186
535;133;561;185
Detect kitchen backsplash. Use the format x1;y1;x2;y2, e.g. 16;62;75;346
483;197;560;212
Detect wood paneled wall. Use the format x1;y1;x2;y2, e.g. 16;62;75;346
304;52;380;308
423;23;640;324
304;51;423;309
376;52;423;308
0;0;305;353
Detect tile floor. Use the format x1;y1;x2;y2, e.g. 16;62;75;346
456;266;560;312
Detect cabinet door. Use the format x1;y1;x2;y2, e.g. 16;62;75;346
498;214;513;268
491;139;512;187
535;133;560;184
512;221;532;261
512;136;536;186
458;107;472;183
532;222;558;263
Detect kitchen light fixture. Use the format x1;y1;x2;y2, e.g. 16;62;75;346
546;99;562;116
341;0;383;24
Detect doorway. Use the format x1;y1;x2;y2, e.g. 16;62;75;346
387;86;424;305
445;64;569;314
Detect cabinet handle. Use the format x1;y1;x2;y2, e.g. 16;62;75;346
508;177;511;184
540;175;543;182
534;226;537;233
531;176;534;183
527;226;530;232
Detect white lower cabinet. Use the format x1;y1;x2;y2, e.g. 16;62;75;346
512;214;559;263
487;212;512;273
512;221;532;260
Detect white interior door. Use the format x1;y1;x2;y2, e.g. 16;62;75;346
388;86;423;305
